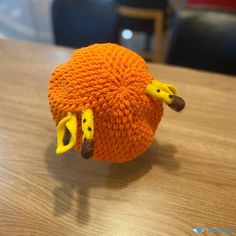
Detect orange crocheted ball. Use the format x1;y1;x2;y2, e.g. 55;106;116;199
49;43;163;162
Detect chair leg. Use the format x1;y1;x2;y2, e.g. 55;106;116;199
153;11;164;62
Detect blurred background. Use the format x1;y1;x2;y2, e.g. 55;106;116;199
0;0;235;75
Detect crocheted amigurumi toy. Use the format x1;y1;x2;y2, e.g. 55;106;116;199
48;43;185;163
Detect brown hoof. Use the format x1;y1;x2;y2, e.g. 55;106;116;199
81;139;94;159
168;96;185;112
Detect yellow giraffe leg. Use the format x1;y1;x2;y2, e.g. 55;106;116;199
81;109;94;159
146;80;185;112
151;80;177;96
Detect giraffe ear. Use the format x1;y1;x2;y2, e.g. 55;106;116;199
166;84;177;96
56;112;77;154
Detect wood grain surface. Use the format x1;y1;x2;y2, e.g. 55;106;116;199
0;39;236;236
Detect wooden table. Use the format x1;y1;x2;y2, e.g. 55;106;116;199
0;39;236;236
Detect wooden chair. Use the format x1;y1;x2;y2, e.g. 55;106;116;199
117;0;182;62
118;6;164;62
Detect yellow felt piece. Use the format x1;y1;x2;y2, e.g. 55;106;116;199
146;84;174;105
82;109;94;142
165;84;177;96
56;112;77;154
151;80;177;95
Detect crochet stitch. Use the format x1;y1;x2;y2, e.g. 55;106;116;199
48;43;185;162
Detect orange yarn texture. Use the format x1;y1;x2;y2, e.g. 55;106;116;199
48;43;163;162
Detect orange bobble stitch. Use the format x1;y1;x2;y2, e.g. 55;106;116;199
48;43;163;162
